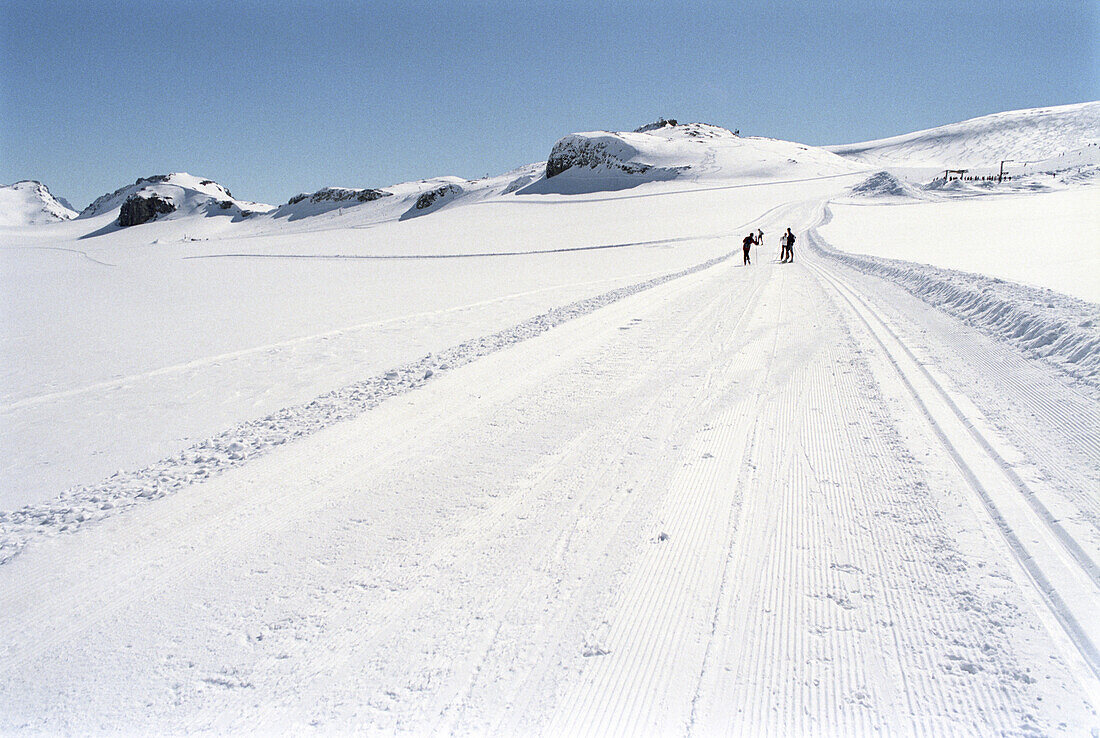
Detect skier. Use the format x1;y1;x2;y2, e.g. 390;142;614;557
780;227;796;263
742;232;757;265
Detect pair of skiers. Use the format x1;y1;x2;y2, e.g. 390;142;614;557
741;227;795;264
779;227;795;262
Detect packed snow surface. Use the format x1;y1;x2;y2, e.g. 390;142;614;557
0;180;77;226
1;106;1099;734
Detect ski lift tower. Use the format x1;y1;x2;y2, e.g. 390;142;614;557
998;160;1020;182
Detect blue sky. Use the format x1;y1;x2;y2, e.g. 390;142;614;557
2;0;1097;209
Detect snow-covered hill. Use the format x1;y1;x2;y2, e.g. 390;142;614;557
0;180;77;226
526;120;864;194
829;101;1100;171
78;172;274;225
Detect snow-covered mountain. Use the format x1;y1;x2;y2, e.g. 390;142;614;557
0;180;77;226
527;120;864;194
828;101;1100;170
272;120;864;223
78;172;274;225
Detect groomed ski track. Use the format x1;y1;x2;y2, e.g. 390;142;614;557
2;196;1098;734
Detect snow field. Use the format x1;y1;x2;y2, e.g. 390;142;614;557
827;101;1100;170
2;199;1097;733
2;104;1099;733
0;176;854;509
819;187;1100;303
0;246;736;562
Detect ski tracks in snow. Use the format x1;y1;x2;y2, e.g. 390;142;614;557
2;198;1098;733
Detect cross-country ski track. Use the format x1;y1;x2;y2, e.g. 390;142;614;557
1;193;1098;734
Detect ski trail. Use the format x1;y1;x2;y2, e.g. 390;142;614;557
806;253;1100;689
3;244;117;267
820;253;1100;539
3;197;1096;734
544;264;775;736
686;254;1084;734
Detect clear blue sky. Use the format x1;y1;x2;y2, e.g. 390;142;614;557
2;0;1097;209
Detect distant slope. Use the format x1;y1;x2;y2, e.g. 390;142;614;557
0;181;78;226
828;101;1100;169
268;163;546;224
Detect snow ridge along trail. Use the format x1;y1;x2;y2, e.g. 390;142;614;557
811;205;1100;392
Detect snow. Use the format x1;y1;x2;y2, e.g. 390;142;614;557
829;100;1100;171
0;180;77;226
1;106;1099;734
820;187;1100;303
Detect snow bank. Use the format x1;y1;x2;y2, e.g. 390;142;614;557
0;180;77;226
809;212;1100;392
0;246;735;564
846;171;924;200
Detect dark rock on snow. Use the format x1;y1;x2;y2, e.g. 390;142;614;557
285;187;392;206
546;138;653;178
634;118;678;133
118;193;176;226
414;184;462;210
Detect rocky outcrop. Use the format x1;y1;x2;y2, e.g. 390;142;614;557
118;193;176;226
633;118;678;133
546;137;654;178
414;184;462;210
285;187;392;206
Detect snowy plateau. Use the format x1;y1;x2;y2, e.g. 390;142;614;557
1;102;1099;734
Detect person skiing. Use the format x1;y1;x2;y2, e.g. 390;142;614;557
742;232;757;265
780;227;796;263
